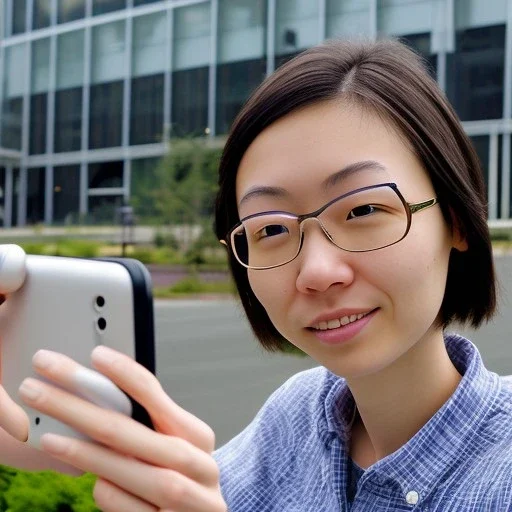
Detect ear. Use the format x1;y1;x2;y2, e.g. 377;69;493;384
449;209;468;252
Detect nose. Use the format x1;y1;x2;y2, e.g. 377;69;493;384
295;219;355;294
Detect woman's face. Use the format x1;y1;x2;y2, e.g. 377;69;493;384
235;100;466;379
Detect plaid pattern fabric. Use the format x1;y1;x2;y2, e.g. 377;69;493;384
214;334;512;511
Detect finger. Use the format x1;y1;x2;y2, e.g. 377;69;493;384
93;478;157;512
40;434;227;512
0;385;28;441
32;350;131;415
91;346;215;453
18;377;219;486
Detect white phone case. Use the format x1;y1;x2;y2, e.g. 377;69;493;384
0;254;155;448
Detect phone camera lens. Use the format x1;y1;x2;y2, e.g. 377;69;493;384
96;296;105;308
35;417;40;425
97;317;107;331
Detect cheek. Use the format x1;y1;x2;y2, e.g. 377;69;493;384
248;269;293;327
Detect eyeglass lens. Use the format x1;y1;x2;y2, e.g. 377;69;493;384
233;185;409;268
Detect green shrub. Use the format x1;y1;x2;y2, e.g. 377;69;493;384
54;240;101;258
0;467;99;512
19;243;50;255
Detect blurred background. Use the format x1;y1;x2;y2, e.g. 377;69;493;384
0;1;511;509
0;0;511;231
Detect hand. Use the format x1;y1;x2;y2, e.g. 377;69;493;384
18;347;227;512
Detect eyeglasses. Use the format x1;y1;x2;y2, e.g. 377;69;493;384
221;183;438;270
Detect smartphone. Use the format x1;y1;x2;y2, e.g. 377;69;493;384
0;251;155;449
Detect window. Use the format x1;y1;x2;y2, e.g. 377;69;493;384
27;167;46;225
172;3;210;136
93;0;126;16
1;44;27;150
56;30;84;152
131;75;164;144
275;0;319;67
326;0;371;38
0;167;6;227
55;88;82;153
131;13;166;145
33;0;51;30
446;0;507;121
54;165;80;224
89;81;123;149
216;0;266;134
30;94;47;155
90;21;126;149
12;0;26;34
88;195;123;224
30;38;50;155
89;161;123;188
57;0;85;24
377;0;437;78
134;0;161;5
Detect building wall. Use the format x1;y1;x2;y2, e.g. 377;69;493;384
0;0;511;226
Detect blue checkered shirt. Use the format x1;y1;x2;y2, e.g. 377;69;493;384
214;334;512;511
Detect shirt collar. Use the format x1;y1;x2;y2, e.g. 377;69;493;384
322;333;502;497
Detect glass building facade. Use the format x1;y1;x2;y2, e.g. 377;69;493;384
0;0;511;226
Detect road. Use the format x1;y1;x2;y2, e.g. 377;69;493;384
153;255;511;447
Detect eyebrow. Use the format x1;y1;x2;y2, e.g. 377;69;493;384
238;160;387;207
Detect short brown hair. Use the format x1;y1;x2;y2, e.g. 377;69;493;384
214;39;497;352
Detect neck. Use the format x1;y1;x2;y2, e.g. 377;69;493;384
347;329;462;467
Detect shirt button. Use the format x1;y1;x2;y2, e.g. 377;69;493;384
406;490;419;505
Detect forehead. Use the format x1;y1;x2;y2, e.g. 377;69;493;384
236;100;433;213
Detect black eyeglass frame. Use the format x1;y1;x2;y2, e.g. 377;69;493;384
220;182;438;270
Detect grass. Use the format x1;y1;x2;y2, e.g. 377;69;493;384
153;275;235;298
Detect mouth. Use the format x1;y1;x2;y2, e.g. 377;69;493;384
308;309;378;331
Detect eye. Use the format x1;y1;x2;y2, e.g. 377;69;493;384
256;224;289;239
347;204;377;219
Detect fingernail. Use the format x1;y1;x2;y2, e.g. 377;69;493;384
33;350;56;370
19;379;42;401
40;433;70;455
92;345;116;365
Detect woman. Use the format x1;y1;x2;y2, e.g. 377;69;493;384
1;39;511;511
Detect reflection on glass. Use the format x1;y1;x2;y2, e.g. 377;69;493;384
93;0;126;16
55;88;83;153
216;58;266;135
54;165;80;224
57;30;85;88
88;161;123;188
399;33;437;78
12;168;20;227
89;82;123;149
88;195;123;224
12;0;26;34
29;94;47;155
447;25;505;121
1;45;26;150
57;0;85;24
131;75;164;145
27;168;46;225
92;21;126;84
134;0;160;5
217;0;266;134
172;4;210;136
33;0;52;30
0;167;6;227
326;0;370;38
172;67;209;137
275;0;319;67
